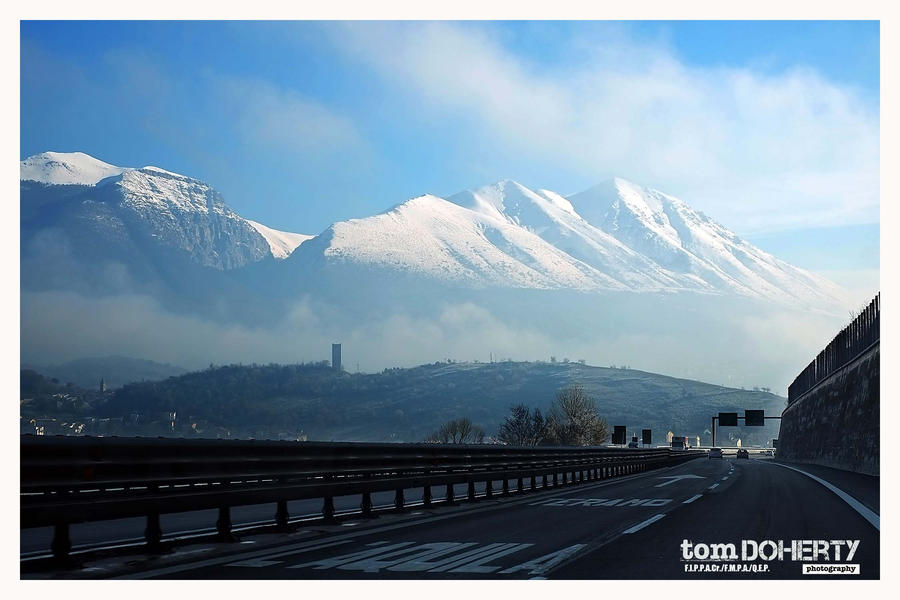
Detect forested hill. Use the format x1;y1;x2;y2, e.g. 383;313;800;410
100;361;785;445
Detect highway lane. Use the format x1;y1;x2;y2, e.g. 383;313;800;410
25;456;877;580
552;458;879;579
62;456;727;578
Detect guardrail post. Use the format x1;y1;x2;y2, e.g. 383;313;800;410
531;472;537;491
361;491;374;517
145;512;163;550
517;476;524;493
423;485;432;507
275;500;290;530
553;471;559;487
322;496;336;522
394;488;405;512
216;506;237;541
485;479;493;499
502;478;510;497
541;472;548;489
446;483;456;505
467;481;477;502
51;523;71;563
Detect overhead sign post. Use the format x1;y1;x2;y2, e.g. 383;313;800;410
642;429;652;446
745;410;765;426
613;426;627;445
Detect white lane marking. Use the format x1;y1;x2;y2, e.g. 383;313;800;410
708;483;719;490
448;543;534;573
499;544;587;575
388;543;481;572
623;514;665;534
721;476;729;481
291;542;418;571
683;494;703;504
770;463;879;530
655;474;706;487
141;538;355;574
529;498;671;508
408;543;519;573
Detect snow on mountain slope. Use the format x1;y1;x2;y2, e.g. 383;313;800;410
449;180;706;292
567;178;847;308
21;152;272;271
19;151;848;311
301;194;625;290
94;167;271;269
20;151;126;185
246;220;313;259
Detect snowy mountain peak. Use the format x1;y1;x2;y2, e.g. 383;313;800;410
20;151;126;185
448;179;576;227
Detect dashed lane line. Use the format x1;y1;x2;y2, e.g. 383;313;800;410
708;483;719;490
622;514;665;534
682;494;703;504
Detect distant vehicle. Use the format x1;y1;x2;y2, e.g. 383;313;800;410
764;449;774;456
628;436;639;448
670;438;685;450
736;449;749;459
708;447;723;459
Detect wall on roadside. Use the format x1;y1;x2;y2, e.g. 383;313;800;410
777;345;879;476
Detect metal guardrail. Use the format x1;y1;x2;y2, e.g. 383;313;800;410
21;435;702;561
788;293;880;404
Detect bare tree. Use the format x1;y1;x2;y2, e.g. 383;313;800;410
544;385;609;446
426;417;485;444
496;404;546;446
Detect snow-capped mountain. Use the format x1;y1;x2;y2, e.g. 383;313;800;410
20;151;848;315
20;152;310;266
567;178;847;308
20;151;126;185
289;194;628;290
448;180;700;292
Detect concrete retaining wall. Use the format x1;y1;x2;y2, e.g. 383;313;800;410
777;344;879;476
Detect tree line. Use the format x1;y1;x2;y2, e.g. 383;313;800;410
426;385;610;446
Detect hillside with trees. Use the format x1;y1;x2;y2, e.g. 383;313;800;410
85;361;785;445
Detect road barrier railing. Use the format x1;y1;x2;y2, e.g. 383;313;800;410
788;292;879;404
21;435;702;561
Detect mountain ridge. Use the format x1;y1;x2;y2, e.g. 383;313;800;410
20;151;848;313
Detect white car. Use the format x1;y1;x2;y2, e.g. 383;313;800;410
708;447;723;459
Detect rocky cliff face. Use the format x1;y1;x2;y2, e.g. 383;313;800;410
94;167;271;270
22;164;270;272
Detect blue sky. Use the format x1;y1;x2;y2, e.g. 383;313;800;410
20;20;879;299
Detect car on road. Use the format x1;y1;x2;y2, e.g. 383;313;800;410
736;449;749;459
708;447;723;459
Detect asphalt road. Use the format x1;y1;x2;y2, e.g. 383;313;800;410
24;455;879;580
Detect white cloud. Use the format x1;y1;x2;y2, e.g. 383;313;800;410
332;22;879;234
214;76;363;155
